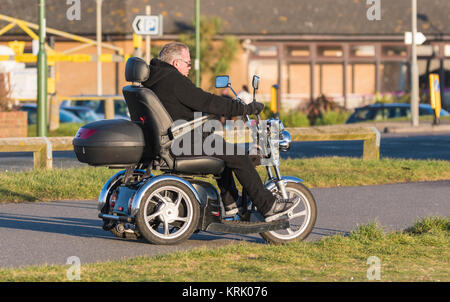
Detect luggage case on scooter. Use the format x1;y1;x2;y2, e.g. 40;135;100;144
73;119;145;166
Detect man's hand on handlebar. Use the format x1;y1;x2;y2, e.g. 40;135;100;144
246;101;264;115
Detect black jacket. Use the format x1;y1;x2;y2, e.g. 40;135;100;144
142;59;250;122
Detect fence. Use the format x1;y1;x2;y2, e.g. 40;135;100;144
0;126;380;170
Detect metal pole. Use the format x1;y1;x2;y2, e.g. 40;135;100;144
145;5;151;64
195;0;201;87
96;0;103;96
411;0;419;127
37;0;47;137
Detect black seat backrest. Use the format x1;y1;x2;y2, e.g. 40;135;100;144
122;57;173;161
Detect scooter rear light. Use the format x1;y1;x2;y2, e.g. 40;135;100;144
128;193;136;213
110;192;118;208
76;128;97;139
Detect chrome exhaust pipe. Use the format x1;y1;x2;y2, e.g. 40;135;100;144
98;213;135;223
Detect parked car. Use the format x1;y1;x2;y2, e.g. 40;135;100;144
60;105;101;122
60;96;130;120
345;103;450;124
19;104;84;125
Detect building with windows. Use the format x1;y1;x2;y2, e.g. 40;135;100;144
1;0;450;110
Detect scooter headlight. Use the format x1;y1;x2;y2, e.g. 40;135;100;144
279;130;291;152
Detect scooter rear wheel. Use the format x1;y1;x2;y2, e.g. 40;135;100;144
260;182;317;244
135;180;200;245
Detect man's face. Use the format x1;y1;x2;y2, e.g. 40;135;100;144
172;48;192;77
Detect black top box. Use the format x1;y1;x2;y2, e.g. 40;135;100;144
73;119;145;167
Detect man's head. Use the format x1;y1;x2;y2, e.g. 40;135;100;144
159;42;191;77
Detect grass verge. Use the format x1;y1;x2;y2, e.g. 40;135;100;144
28;123;85;137
1;216;448;282
1;157;450;203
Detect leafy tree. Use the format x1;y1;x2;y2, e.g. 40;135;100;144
179;16;238;90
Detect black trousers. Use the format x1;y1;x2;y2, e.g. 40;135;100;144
176;131;275;214
213;152;275;214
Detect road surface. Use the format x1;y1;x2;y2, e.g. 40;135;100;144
1;180;448;268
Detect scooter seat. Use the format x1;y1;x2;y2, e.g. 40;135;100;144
173;157;225;175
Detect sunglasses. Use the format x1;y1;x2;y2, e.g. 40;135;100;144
177;59;192;67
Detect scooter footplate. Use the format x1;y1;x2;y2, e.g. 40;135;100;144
205;219;289;234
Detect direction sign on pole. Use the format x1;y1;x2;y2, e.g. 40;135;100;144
132;15;163;36
404;32;427;45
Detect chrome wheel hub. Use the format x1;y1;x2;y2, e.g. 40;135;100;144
159;203;180;224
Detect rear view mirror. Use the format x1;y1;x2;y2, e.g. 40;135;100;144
252;75;260;90
215;76;230;88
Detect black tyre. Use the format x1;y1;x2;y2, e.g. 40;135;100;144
260;182;317;244
135;180;200;245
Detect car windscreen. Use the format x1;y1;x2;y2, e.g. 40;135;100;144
353;108;376;121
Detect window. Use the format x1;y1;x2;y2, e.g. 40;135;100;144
387;107;410;119
445;45;450;57
317;64;343;96
348;64;376;94
282;63;310;95
417;45;439;57
353;108;376;121
381;62;410;93
350;45;375;57
317;46;343;57
248;59;278;96
253;45;277;57
382;45;407;57
286;46;310;57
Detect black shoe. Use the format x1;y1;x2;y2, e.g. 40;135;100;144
264;196;300;222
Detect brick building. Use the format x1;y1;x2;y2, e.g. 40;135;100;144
1;0;450;110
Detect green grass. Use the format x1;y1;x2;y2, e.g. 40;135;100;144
1;216;448;282
1;157;450;204
28;123;85;137
0;166;116;203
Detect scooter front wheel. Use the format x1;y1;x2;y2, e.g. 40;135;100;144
260;182;317;244
135;180;200;245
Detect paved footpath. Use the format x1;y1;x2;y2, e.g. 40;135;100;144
0;181;449;268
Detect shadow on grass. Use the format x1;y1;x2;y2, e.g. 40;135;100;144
0;188;39;203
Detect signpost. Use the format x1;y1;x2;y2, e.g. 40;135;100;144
410;0;419;127
132;12;163;63
195;0;201;87
96;0;103;96
404;32;427;45
132;15;163;37
37;0;47;137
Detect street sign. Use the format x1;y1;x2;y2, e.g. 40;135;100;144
404;32;427;45
132;15;163;36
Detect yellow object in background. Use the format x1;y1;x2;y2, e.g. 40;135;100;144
8;41;25;55
270;85;279;114
47;78;56;94
133;34;143;50
429;74;442;119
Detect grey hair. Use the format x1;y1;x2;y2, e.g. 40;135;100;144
159;42;189;64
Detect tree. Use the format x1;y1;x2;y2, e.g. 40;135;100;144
179;16;238;90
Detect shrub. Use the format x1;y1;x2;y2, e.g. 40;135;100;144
405;216;449;235
280;111;310;127
315;111;351;126
349;221;385;242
